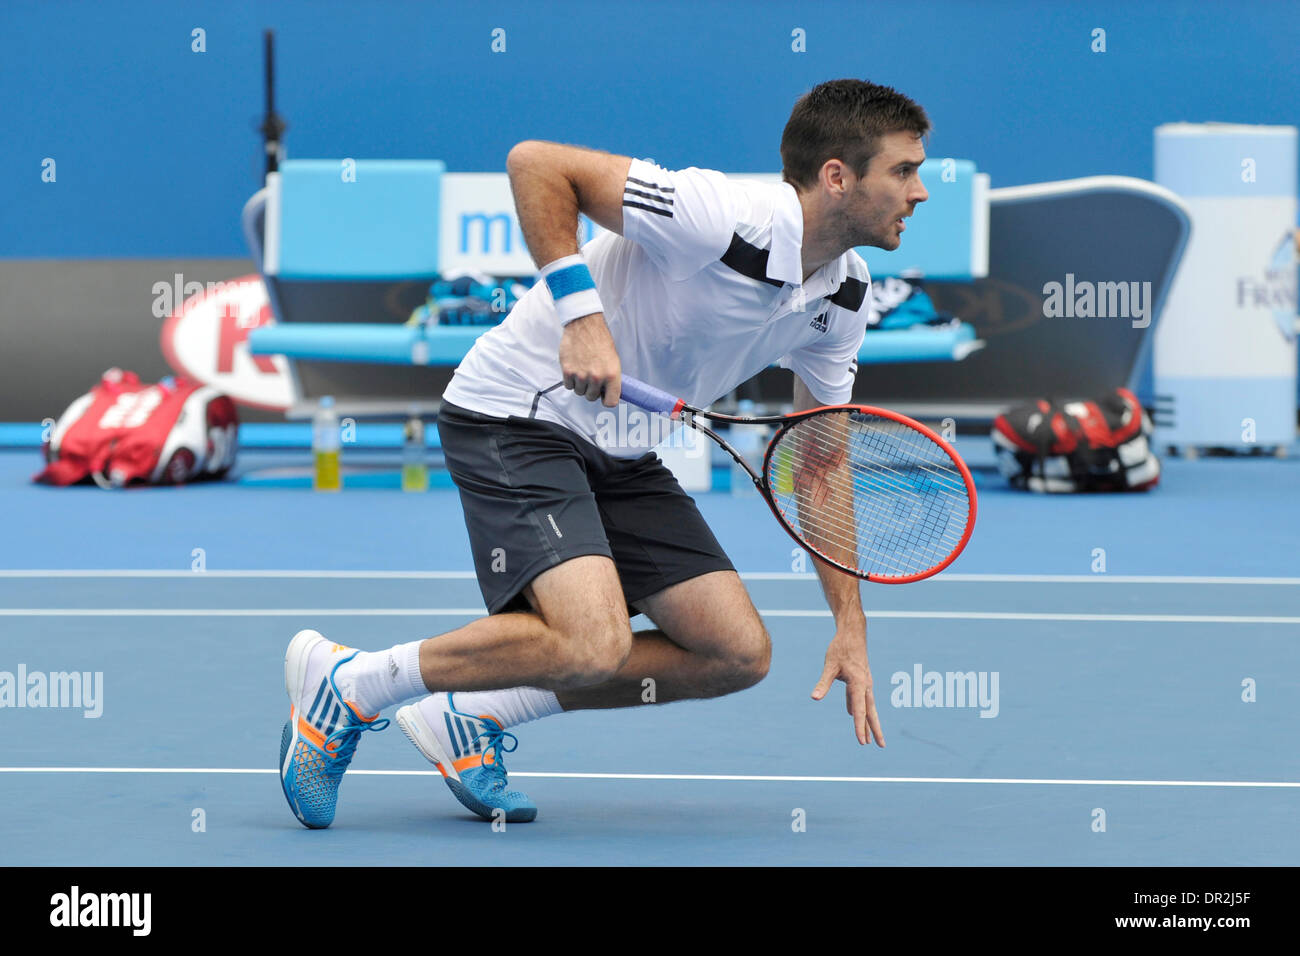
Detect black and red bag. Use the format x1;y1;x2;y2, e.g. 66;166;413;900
34;368;239;487
991;388;1160;492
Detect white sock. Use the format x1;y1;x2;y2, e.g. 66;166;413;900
448;686;563;728
417;686;561;748
334;640;427;717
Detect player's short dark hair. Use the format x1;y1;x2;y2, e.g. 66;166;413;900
780;79;931;191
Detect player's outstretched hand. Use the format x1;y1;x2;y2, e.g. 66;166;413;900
559;313;621;406
811;623;885;747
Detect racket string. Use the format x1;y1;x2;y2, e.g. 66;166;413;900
790;454;960;570
767;411;972;579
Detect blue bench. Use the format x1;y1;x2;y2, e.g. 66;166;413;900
244;158;987;380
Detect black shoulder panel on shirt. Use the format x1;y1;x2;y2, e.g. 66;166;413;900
719;233;784;288
828;276;868;312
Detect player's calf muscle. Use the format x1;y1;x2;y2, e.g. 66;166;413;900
557;625;770;710
415;611;630;692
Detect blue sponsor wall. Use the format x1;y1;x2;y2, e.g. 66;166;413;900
2;0;1298;259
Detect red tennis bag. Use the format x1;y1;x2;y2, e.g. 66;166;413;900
991;388;1160;492
34;368;239;487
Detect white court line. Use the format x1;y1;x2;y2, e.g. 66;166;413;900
0;608;489;617
0;570;1298;585
0;570;480;579
763;610;1300;624
862;573;1300;585
1;608;1297;624
0;766;1294;788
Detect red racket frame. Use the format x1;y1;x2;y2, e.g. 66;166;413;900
672;401;977;584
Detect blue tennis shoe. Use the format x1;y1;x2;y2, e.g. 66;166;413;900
396;693;538;823
279;629;389;829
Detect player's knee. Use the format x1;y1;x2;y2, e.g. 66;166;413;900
559;618;632;685
586;628;633;683
735;624;772;689
716;622;771;694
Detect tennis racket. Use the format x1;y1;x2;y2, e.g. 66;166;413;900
618;376;977;583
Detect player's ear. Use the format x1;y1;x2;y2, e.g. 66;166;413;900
818;160;842;194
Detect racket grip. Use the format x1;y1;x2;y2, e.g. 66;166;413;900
619;376;683;416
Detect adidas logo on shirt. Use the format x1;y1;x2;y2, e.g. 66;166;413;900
809;311;829;333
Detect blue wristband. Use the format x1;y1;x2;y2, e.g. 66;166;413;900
540;255;604;324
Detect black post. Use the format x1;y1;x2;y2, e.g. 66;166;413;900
259;29;286;178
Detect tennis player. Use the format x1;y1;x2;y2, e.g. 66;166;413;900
280;79;931;828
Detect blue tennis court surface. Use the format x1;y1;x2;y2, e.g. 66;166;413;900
2;447;1298;866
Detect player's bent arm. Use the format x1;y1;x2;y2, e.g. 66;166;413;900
505;141;631;267
792;374;866;630
506;141;629;405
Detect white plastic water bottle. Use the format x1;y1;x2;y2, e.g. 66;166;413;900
312;396;341;492
730;400;767;496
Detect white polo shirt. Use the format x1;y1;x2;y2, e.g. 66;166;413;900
442;157;872;457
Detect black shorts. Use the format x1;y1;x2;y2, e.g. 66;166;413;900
438;400;735;615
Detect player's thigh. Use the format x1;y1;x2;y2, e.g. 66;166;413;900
439;402;618;617
590;452;766;668
635;570;770;671
522;554;633;667
594;451;737;617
